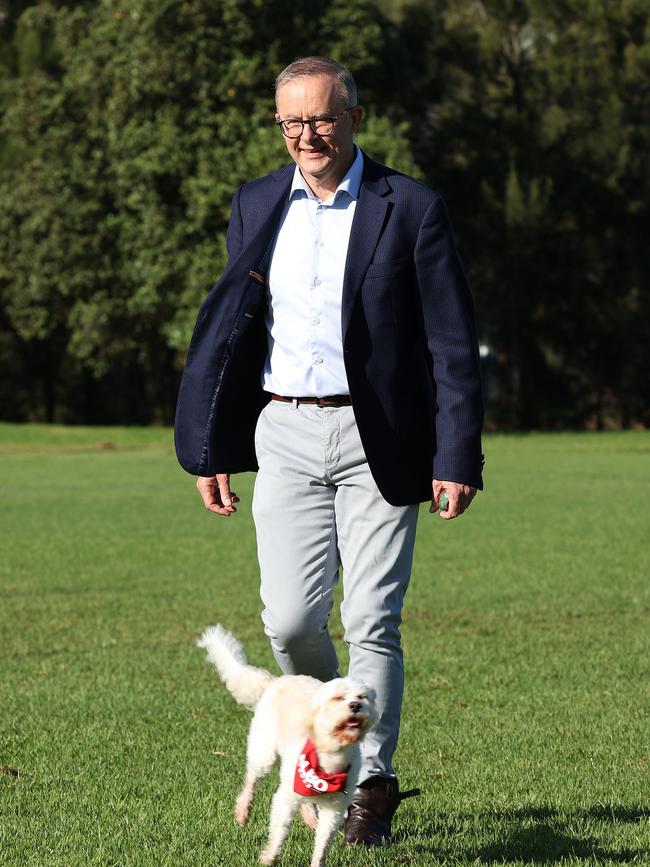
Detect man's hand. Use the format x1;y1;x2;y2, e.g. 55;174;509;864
431;479;476;520
196;474;239;516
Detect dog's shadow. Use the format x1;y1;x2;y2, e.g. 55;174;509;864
392;805;650;863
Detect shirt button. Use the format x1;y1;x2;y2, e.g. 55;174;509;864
312;318;320;325
314;278;321;286
314;357;324;365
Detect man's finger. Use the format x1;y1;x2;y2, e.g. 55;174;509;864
429;491;448;514
196;477;216;509
439;491;460;520
196;475;238;516
437;485;464;519
217;475;237;513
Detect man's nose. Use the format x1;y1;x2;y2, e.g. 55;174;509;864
300;122;320;143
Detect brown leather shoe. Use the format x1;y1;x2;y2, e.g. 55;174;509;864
344;776;420;845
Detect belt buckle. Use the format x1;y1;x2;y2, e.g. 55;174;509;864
315;397;325;408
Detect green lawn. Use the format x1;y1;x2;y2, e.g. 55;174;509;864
1;425;649;866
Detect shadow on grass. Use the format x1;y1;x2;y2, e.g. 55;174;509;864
394;805;650;863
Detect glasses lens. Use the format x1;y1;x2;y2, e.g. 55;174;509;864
282;120;303;138
312;118;334;135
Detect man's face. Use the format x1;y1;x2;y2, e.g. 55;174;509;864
275;74;363;194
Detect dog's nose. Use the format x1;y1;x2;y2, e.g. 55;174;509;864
349;701;362;713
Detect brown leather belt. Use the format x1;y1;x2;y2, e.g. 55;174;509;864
271;394;352;407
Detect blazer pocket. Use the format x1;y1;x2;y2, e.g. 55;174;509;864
364;256;411;280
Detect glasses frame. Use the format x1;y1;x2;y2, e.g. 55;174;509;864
275;108;353;139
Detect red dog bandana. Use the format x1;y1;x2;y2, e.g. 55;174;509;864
293;738;349;795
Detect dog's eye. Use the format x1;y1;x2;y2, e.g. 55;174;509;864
357;693;367;700
330;694;345;702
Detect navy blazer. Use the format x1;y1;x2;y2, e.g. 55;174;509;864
174;154;484;506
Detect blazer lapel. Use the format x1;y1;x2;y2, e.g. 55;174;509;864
241;165;293;283
341;169;391;338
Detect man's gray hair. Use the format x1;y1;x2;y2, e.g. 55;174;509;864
274;57;358;108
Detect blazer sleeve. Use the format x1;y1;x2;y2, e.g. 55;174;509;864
414;195;484;489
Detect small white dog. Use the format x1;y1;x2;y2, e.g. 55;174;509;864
197;624;377;867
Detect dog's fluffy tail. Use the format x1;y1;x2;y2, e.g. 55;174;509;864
197;624;275;708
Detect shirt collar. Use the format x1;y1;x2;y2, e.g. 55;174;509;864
290;146;364;203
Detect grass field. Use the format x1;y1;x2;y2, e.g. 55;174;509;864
1;424;649;866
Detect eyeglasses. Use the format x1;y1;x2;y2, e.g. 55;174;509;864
276;109;352;139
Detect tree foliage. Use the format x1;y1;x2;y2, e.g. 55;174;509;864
0;0;648;427
395;0;650;428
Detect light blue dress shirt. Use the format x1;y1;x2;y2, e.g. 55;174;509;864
262;146;364;397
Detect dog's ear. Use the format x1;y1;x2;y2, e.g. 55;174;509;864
310;693;322;714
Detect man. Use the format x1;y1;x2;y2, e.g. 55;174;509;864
175;57;484;845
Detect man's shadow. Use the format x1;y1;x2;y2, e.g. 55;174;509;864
394;805;650;862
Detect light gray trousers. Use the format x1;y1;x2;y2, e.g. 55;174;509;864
252;400;419;782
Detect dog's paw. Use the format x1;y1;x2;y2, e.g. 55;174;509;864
299;801;318;831
259;846;278;865
234;794;251;827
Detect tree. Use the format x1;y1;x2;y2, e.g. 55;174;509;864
0;0;416;423
395;0;650;428
2;0;648;427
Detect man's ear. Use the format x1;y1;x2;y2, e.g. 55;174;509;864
350;105;364;133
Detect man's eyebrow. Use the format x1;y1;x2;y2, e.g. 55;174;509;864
282;112;337;119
